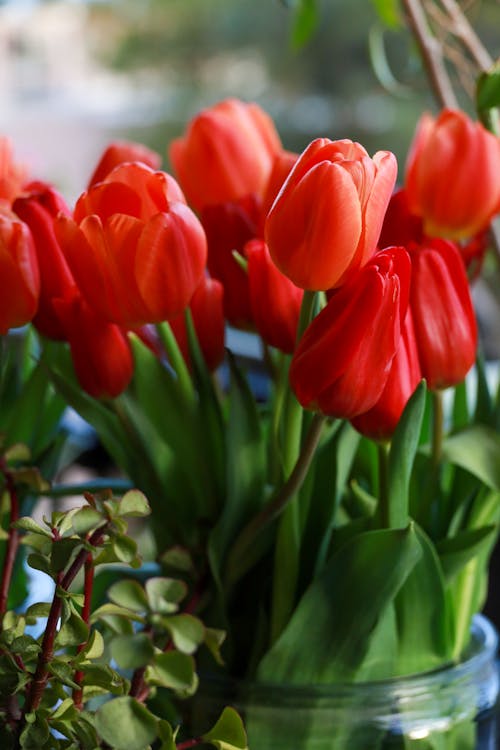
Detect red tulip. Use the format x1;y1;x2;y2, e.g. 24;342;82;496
201;195;260;327
169;98;281;212
378;188;423;250
53;293;133;399
57;162;207;328
409;238;477;390
289;246;411;419
246;238;303;354
260;150;298;221
266;138;397;291
168;276;225;372
0;211;39;334
351;309;422;440
0;137;28;205
405;109;500;239
13;181;76;340
87;140;162;188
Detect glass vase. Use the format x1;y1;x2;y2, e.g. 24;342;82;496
188;615;499;749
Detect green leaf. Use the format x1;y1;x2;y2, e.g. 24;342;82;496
442;425;500;490
157;720;177;750
78;628;104;661
145;651;197;695
81;663;127;694
118;490;151;518
290;0;318;50
72;507;103;535
145;577;187;614
56;611;89;647
12;517;51;537
26;552;52;577
371;0;401;28
51;537;82;573
94;697;158;750
438;526;497;580
107;579;149;612
110;632;155;670
112;534;138;563
91;602;145;624
387;381;426;527
165;614;205;654
49;659;81;690
477;64;500;111
258;525;421;682
203;707;248;750
204;627;226;666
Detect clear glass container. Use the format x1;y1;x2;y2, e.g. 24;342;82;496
188;615;499;749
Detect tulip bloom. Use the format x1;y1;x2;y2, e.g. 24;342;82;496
247;239;303;354
53;293;133;399
14;181;76;340
409;239;477;390
0;137;27;205
351;309;422;441
57;162;207;328
378;188;423;250
168;276;225;372
266;138;397;291
290;246;411;418
405;109;500;239
201;195;260;327
87;140;162;188
169;98;281;212
0;212;40;334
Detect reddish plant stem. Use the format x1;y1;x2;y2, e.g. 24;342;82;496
72;553;94;710
22;523;110;717
0;459;21;622
176;739;203;749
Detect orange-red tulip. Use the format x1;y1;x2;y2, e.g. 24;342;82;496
405;109;500;239
266;138;397;290
0;138;28;206
409;238;477;390
169;98;281;212
0;211;39;334
57;163;207;328
246;239;303;354
351;309;422;440
290;246;411;418
87;140;162;188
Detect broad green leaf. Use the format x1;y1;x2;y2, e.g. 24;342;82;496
394;525;453;675
157;720;177;750
442;425;500;490
477;64;500;111
49;659;81;690
145;577;187;613
118;490;151;518
258;525;421;683
78;628;104;661
107;579;149;613
94;697;158;750
165;614;205;654
13;517;51;537
112;534;138;563
111;632;155;669
51;537;82;573
203;707;248;750
145;651;197;696
56;611;89;648
91;602;145;624
81;663;127;694
371;0;401;28
290;0;318;50
437;526;497;581
72;507;103;535
387;382;426;528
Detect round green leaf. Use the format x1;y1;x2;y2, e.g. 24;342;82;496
110;633;155;670
107;579;149;612
95;697;157;750
119;490;151;518
145;577;187;614
166;614;205;654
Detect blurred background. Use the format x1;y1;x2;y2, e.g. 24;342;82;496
0;0;497;200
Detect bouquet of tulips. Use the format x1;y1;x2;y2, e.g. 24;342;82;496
2;82;500;747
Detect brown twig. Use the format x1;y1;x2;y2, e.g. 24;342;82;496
0;459;21;622
402;0;458;108
72;553;94;710
438;0;493;70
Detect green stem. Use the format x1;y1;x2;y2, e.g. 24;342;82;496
296;290;317;345
432;390;444;469
375;441;390;528
156;321;195;409
225;413;326;588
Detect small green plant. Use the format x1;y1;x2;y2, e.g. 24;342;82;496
0;456;247;750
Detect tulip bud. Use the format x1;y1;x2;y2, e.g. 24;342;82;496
0;137;28;205
168;276;225;372
13;181;76;340
266;138;397;291
246;239;303;354
351;309;422;440
290;246;411;419
87;140;162;188
169;98;281;212
378;188;423;250
57;163;207;328
0;212;39;334
409;238;477;390
53;293;133;399
405;109;500;239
